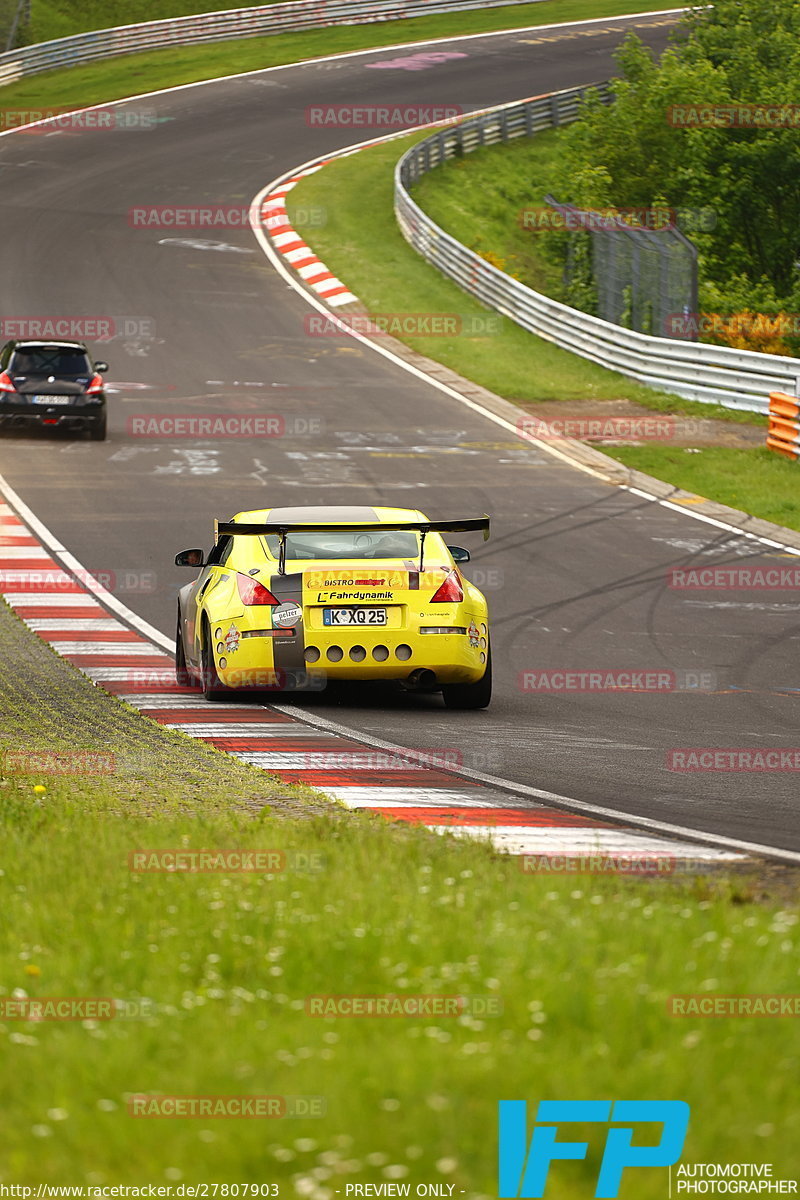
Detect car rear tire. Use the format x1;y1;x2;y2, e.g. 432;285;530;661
441;646;492;710
201;618;227;701
175;610;194;688
89;413;107;441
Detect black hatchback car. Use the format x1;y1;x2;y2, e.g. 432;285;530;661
0;340;109;440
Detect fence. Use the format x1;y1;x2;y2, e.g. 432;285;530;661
543;194;698;337
0;0;540;87
395;86;800;414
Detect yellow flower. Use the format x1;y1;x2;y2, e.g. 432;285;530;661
24;965;41;977
32;785;46;794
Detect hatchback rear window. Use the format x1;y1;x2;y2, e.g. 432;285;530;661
10;348;91;376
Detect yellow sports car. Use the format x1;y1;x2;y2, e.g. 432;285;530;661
174;505;491;709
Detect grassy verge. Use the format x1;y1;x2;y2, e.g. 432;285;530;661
600;444;800;531
1;0;681;111
411;129;568;298
2;593;800;1179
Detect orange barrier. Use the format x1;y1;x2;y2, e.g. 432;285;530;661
767;392;800;458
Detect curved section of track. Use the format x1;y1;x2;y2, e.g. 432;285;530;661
2;11;799;855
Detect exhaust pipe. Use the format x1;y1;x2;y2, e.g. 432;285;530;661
407;668;437;688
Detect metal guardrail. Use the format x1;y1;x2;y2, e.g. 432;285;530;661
0;0;539;87
395;86;800;414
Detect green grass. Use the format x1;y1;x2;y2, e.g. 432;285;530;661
0;595;332;816
2;566;800;1181
24;0;287;44
0;0;681;110
411;130;568;298
4;774;800;1184
601;444;800;531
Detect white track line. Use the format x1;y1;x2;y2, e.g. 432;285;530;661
268;703;800;865
0;475;172;650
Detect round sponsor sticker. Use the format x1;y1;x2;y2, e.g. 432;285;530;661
273;601;302;628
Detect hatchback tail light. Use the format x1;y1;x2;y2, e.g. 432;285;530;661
0;371;16;393
237;573;279;606
430;569;464;603
86;374;104;395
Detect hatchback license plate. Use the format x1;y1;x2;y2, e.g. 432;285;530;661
33;395;72;405
323;608;387;626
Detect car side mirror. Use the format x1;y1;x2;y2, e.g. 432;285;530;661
94;361;109;374
448;545;470;563
175;548;205;567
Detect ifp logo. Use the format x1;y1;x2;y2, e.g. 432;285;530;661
498;1100;689;1198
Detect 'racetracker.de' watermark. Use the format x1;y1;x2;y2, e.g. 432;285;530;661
304;103;462;128
304;313;501;338
0;106;157;133
516;415;701;442
126;415;323;437
519;669;716;693
668;566;800;590
518;205;716;233
0;316;154;341
667;102;800;128
666;312;800;340
128;1095;326;1118
520;854;682;875
305;994;502;1016
669;994;800;1016
667;749;800;771
0;997;115;1020
102;668;324;692
3;751;115;775
127;849;325;873
0;568;157;594
128;205;256;229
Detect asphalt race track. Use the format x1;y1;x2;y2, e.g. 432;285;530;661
2;10;800;855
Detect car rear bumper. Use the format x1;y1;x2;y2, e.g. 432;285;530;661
212;619;489;689
0;399;105;429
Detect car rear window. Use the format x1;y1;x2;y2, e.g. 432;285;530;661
10;348;91;376
263;530;421;560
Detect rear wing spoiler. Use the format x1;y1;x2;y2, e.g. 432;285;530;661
214;516;490;574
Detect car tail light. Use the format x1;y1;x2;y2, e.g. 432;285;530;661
430;569;463;603
237;573;279;606
0;371;16;393
86;373;104;395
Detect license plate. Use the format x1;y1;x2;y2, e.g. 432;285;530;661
323;607;387;626
33;395;72;405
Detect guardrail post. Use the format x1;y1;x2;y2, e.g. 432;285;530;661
436;130;446;166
